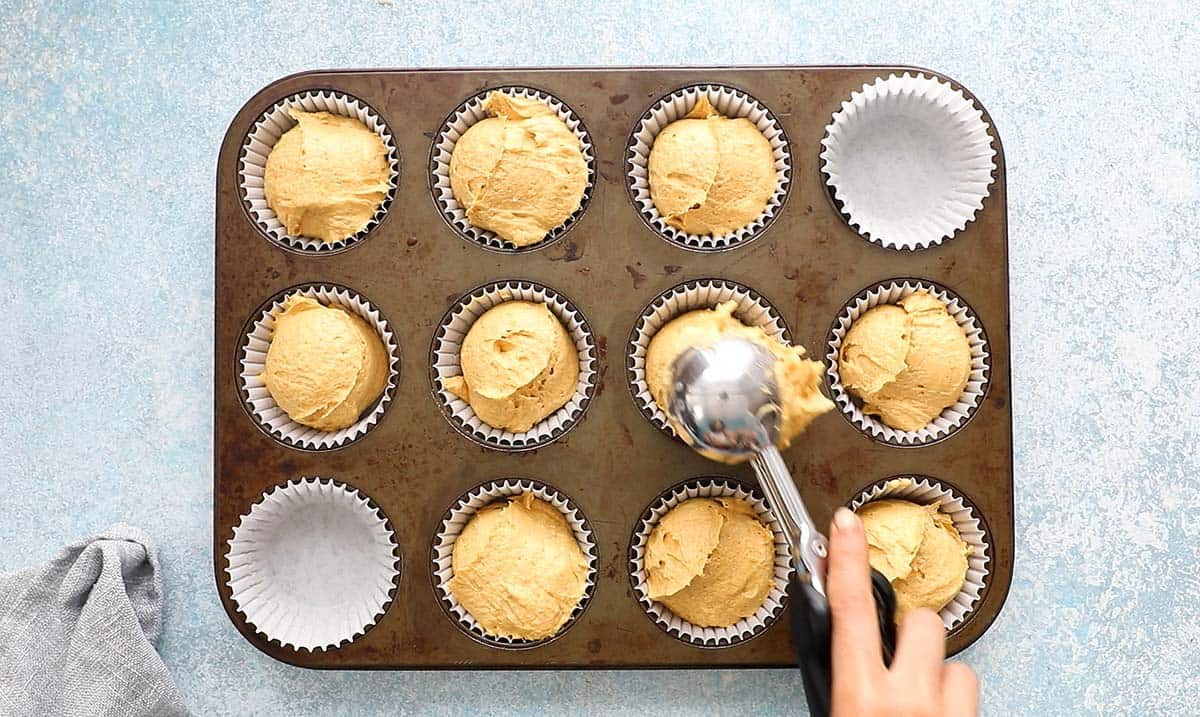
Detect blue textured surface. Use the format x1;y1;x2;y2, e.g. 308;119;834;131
2;1;1198;715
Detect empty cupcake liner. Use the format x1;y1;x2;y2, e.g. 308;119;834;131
238;90;400;254
239;284;400;450
429;86;596;253
820;72;996;251
628;477;793;648
626;279;790;439
225;477;401;652
825;279;989;446
626;84;792;252
849;476;991;631
431;478;598;648
430;280;597;451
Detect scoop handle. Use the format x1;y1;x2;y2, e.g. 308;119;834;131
790;569;898;717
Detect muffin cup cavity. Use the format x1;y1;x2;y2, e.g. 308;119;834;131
238;90;400;254
239;284;400;451
626;84;792;252
820;72;997;251
224;477;400;652
626;278;790;439
825;279;989;446
431;478;598;649
430;280;597;451
628;477;793;648
849;476;991;631
429;86;596;253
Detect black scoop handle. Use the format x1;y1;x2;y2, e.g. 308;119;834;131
791;569;897;717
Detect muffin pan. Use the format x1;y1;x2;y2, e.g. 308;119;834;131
214;66;1012;669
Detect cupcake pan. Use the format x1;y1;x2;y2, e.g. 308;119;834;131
431;478;598;648
215;67;1012;669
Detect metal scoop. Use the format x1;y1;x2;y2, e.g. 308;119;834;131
667;338;896;717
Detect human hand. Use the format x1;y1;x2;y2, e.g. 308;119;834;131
827;507;979;717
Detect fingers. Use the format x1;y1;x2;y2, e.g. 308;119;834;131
941;662;980;716
892;608;946;672
827;507;883;683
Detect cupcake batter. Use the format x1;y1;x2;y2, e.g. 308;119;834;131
647;96;777;236
449;92;588;247
838;291;972;432
444;301;579;433
449;493;589;641
644;497;775;628
645;301;833;461
260;295;389;432
856;498;972;620
263;109;391;244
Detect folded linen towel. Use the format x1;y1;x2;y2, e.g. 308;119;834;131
0;524;188;716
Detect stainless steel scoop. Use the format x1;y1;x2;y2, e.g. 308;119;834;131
666;337;896;717
666;337;830;593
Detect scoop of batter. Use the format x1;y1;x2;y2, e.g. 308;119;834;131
857;498;972;621
838;291;972;431
263;109;390;244
645;301;833;461
260;295;389;431
644;497;775;628
449;493;589;640
449;92;588;247
444;301;579;433
647;96;777;236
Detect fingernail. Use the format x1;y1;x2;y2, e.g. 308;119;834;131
833;507;859;533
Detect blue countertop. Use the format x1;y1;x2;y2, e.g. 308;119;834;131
2;1;1198;714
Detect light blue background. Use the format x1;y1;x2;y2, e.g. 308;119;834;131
2;1;1198;714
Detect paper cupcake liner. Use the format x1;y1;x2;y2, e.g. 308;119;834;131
626;278;790;439
626;84;792;252
820;73;996;251
628;477;793;648
849;476;991;631
238;90;400;254
225;477;400;652
825;279;989;446
430;280;597;451
430;478;598;648
429;86;596;253
239;284;400;450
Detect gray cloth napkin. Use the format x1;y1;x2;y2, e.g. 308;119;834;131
0;524;188;717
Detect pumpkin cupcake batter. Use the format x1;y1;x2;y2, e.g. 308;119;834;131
449;493;589;641
838;291;972;432
645;301;833;460
263;109;390;244
449;92;588;247
260;295;389;432
644;497;775;628
444;301;579;433
647;96;776;236
856;498;972;621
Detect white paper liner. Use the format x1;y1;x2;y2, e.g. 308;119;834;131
626;279;790;438
225;477;400;652
820;72;996;251
239;284;400;450
239;90;400;253
429;86;596;252
626;84;792;251
430;280;596;450
628;478;793;647
825;279;989;446
849;476;991;631
431;478;598;648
